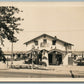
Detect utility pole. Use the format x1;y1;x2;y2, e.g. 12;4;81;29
31;45;35;70
11;40;13;66
11;30;14;67
32;48;34;70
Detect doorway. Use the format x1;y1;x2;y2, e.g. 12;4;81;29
56;54;62;65
48;52;62;65
48;54;52;65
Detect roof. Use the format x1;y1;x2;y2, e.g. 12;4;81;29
72;51;84;56
26;49;40;54
3;51;27;55
48;49;65;54
24;33;73;46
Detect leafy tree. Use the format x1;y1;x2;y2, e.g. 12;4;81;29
0;6;23;45
0;6;23;61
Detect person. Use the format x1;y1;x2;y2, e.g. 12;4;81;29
3;56;6;63
0;47;6;63
0;48;2;61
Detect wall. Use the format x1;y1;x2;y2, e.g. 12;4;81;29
56;41;65;51
26;42;35;51
63;53;72;65
26;36;67;51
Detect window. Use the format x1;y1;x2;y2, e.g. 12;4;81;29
43;39;47;43
34;40;38;45
44;35;46;38
52;40;56;45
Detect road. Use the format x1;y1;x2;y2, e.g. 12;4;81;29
0;69;71;78
0;66;84;78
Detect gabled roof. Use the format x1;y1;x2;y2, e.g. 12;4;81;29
24;33;73;46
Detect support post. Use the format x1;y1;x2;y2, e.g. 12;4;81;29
31;46;35;70
11;41;13;67
42;50;49;67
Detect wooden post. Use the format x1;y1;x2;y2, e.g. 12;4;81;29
42;50;49;67
11;41;13;66
11;29;14;67
7;57;8;68
32;51;33;70
31;46;35;70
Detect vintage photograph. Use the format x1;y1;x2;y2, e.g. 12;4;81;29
0;1;84;80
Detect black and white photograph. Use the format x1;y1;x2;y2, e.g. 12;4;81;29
0;1;84;81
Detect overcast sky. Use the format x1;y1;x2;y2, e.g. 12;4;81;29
1;2;84;51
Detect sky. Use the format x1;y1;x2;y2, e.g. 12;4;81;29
0;2;84;51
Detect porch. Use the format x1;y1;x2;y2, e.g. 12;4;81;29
26;49;65;66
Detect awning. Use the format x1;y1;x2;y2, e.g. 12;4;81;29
48;49;65;54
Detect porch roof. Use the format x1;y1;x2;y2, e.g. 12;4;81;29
26;49;65;54
26;49;40;54
48;49;65;54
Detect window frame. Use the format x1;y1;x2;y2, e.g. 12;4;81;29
52;40;56;45
43;39;47;44
34;40;38;45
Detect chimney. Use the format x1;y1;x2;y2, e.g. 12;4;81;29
54;36;57;39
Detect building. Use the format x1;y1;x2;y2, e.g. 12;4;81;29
24;34;74;66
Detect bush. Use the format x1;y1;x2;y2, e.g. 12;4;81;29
39;61;47;66
25;59;32;64
10;64;32;69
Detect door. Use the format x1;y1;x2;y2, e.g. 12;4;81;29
48;54;52;65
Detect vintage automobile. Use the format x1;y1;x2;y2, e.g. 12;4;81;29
73;56;84;66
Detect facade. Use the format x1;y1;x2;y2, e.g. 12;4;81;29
24;34;74;66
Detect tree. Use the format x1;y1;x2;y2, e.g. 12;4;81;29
0;6;23;61
0;6;23;45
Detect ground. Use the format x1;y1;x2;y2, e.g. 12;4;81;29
0;61;84;78
0;65;84;78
